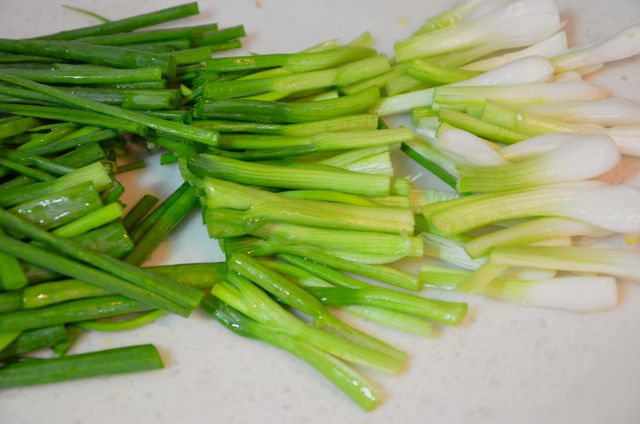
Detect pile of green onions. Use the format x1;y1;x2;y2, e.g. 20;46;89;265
0;0;638;412
375;0;640;315
0;2;237;390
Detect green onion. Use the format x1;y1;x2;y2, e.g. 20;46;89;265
0;162;111;207
267;244;420;291
0;148;74;176
20;261;226;311
456;135;620;192
51;325;85;357
0;66;163;84
0;210;204;316
40;3;199;40
0;292;22;314
490;245;640;282
144;262;227;289
263;258;433;336
21;127;118;156
116;160;146;174
401;138;458;189
128;40;191;53
0;104;145;135
53;202;124;238
0;157;54;181
61;5;109;22
79;23;217;46
0;344;164;387
280;190;379;206
227;254;406;362
0;40;176;77
433;81;605;107
206;46;376;73
479;100;588;136
251;223;423;258
0;73;217;145
0;228;27;290
22;279;110;309
193;113;379;136
101;80;167;89
125;184;197;265
0;53;58;64
202;296;380;411
551;24;640;73
0;325;68;360
11;182;103;230
463;217;611;258
423;184;640;236
122;194;159;232
217;127;412;152
0;295;151;333
0;116;42;139
129;182;192;242
412;0;490;35
420;264;618;312
203;177;414;234
342;64;410;95
71;221;133;259
121;89;182;110
75;310;166;332
394;1;562;62
190;154;393;197
215;268;405;374
203;55;390;100
194;87;380;124
517;98;640;127
408;59;480;84
0;235;184;316
191;25;246;47
438;108;528;144
308;287;467;325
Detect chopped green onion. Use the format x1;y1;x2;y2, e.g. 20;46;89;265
0;344;164;387
40;3;199;40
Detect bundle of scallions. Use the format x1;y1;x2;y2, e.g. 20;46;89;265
0;0;638;412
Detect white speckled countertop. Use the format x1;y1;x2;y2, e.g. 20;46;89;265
1;1;639;423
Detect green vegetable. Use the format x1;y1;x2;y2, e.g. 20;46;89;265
0;66;163;84
122;194;159;232
194;87;380;123
307;287;467;325
191;25;246;47
79;23;218;46
52;202;124;238
202;296;380;411
11;182;103;230
0;210;203;316
0;344;164;387
125;184;197;265
0;40;176;77
0;162;111;207
39;3;199;40
0;326;68;360
206;46;376;73
190;154;395;197
75;310;166;332
0;228;27;290
0;74;218;145
0;295;151;333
